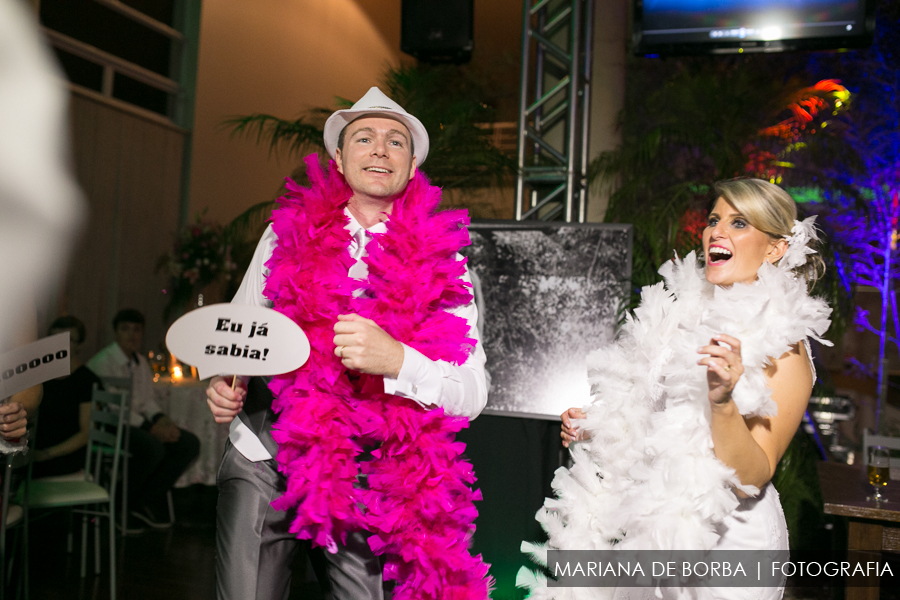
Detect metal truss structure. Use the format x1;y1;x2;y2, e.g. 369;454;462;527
515;0;593;222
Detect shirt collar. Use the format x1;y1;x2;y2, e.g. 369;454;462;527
344;207;388;238
108;342;138;367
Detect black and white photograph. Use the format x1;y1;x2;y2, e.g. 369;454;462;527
464;222;632;419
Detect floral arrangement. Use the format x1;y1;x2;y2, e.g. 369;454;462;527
745;79;850;183
675;207;708;255
158;216;237;318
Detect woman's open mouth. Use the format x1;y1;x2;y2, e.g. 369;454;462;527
707;246;733;265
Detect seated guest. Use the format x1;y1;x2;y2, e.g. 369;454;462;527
0;303;42;535
87;308;200;529
1;302;42;452
33;316;101;478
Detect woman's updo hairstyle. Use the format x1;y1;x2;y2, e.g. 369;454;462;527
713;178;825;289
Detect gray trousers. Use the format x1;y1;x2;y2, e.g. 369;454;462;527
215;440;384;600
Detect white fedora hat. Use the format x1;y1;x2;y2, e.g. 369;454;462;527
323;86;429;166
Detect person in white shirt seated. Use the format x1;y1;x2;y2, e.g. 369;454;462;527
87;308;199;530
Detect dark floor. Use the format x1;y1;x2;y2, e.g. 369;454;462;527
21;485;328;600
15;485;856;600
0;414;877;599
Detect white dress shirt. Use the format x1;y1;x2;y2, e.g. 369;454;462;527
87;342;163;427
228;208;488;462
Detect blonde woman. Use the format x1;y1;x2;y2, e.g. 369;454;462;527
521;179;831;599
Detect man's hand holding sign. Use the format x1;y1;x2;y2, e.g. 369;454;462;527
165;304;310;424
174;306;404;423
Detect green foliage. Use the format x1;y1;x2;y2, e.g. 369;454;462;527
374;64;516;190
594;55;855;331
220;199;278;299
220;63;517;278
220;63;515;191
771;430;827;557
595;59;782;306
220;112;328;157
157;214;237;319
807;2;900;386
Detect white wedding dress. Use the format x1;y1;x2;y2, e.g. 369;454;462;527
518;255;830;600
705;340;814;600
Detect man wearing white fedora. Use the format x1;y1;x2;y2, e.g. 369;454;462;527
206;87;491;600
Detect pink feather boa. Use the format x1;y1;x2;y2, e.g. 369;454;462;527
263;155;493;599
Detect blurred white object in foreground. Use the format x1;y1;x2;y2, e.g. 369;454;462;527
0;0;85;352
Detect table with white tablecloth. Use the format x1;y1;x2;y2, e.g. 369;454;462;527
153;377;229;487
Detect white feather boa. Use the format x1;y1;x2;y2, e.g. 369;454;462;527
518;253;831;598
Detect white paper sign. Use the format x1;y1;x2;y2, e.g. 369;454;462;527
165;304;310;380
0;333;71;399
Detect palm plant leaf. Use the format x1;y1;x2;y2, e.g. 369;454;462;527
376;64;516;190
772;428;827;556
220;199;277;298
223;199;276;246
594;55;858;321
220;113;326;157
219;64;515;191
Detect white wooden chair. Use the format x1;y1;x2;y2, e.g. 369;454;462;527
98;376;135;534
24;385;128;600
100;376;175;533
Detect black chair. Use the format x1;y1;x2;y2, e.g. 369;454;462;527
0;421;35;600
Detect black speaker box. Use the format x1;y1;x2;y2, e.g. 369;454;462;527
401;0;474;64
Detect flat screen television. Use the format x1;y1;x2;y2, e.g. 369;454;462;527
633;0;876;56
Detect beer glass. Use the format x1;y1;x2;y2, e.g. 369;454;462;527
868;445;890;502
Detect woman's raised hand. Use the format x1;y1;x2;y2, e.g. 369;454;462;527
697;333;744;405
561;407;588;448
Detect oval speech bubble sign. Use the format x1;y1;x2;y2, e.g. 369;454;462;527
165;303;310;380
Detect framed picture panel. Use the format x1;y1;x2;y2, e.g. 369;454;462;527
462;221;632;420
